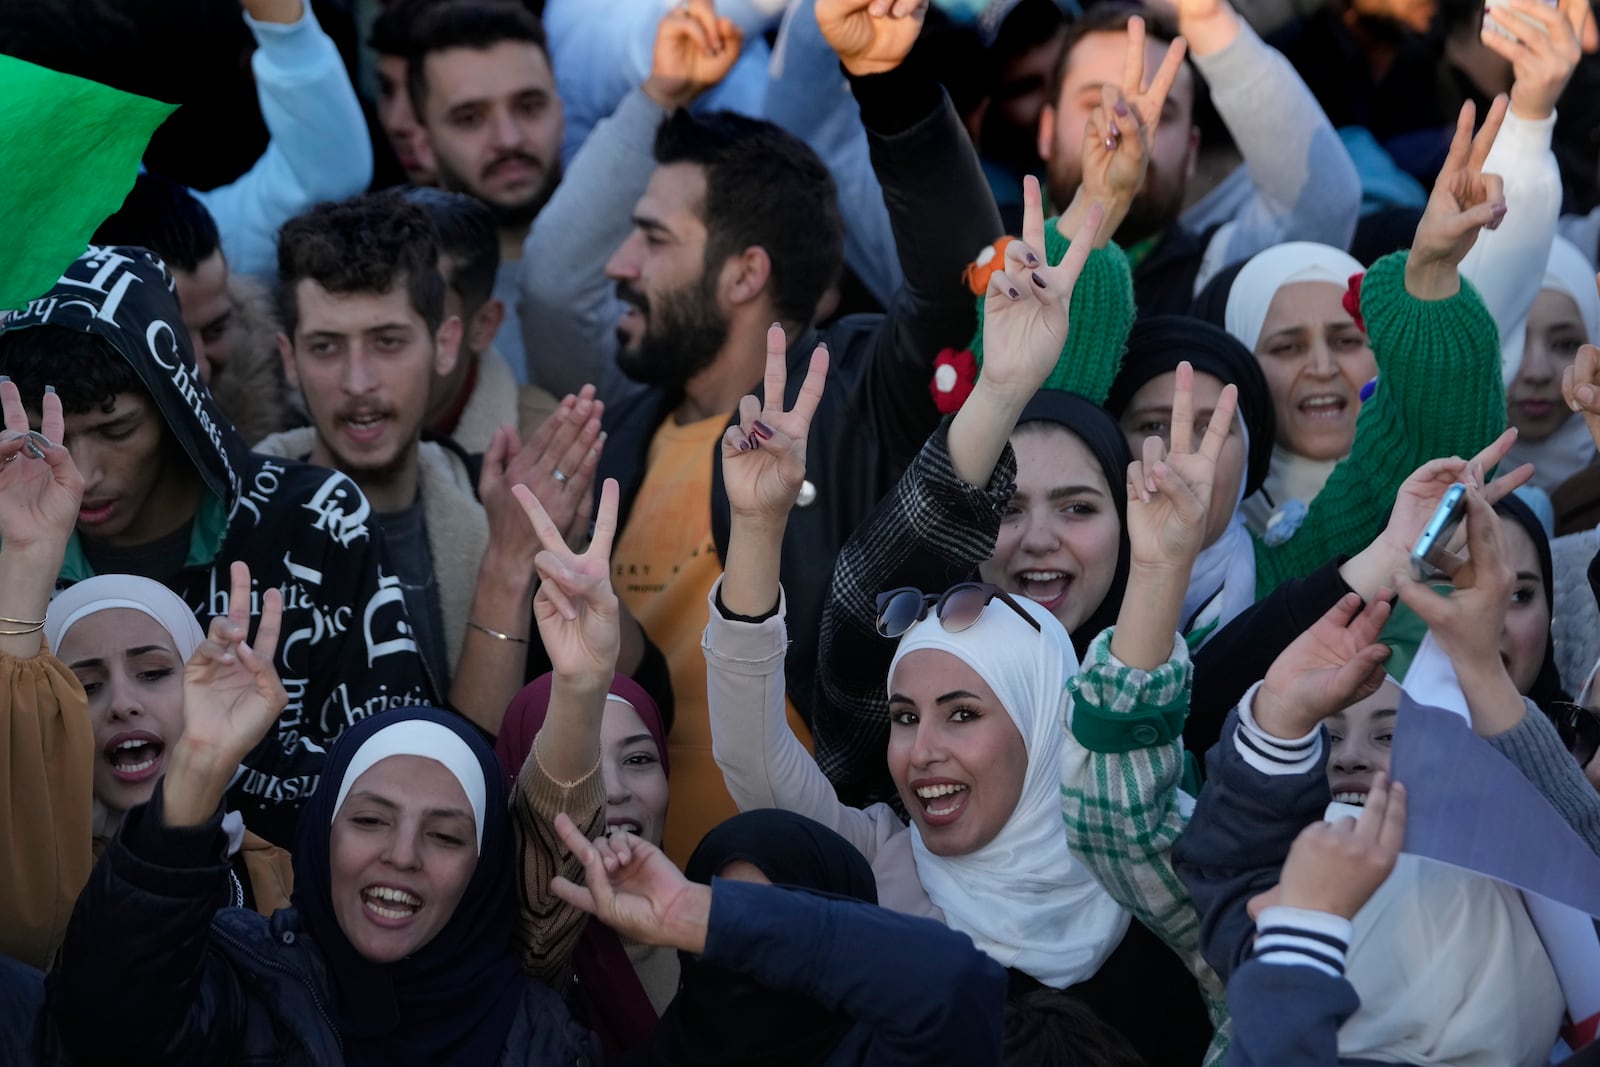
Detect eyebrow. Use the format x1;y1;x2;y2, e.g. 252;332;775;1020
617;733;657;748
69;645;174;670
632;214;673;239
887;689;984;706
347;791;473;821
1044;485;1105;501
1515;571;1540;583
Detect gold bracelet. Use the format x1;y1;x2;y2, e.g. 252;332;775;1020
0;621;45;635
468;620;529;644
0;615;45;627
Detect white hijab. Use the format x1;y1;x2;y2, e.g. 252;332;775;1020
1223;241;1366;353
1184;420;1257;647
1225;242;1366;533
1505;236;1600;491
891;596;1128;988
45;574;205;659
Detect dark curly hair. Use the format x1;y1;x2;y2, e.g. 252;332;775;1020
653;110;843;328
276;192;445;337
0;327;149;416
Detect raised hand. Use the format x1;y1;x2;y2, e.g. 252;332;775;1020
1081;86;1154;224
165;562;287;826
643;0;745;111
1378;430;1531;561
1255;593;1393;740
1116;16;1188;136
1482;0;1592;120
721;326;828;526
1408;96;1509;300
1254;772;1407;921
1392;483;1512;668
513;478;621;685
484;389;603;558
0;380;83;562
1562;339;1600;451
979;179;1103;400
816;0;927;78
1123;361;1239;573
549;811;711;953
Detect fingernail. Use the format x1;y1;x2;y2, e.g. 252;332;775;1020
1007;286;1020;300
1104;136;1118;152
597;430;608;444
1114;100;1130;117
1108;119;1120;140
0;376;9;384
751;420;774;440
1024;252;1039;268
817;340;828;351
1031;272;1047;289
770;321;782;329
25;442;44;460
44;385;55;395
737;439;750;452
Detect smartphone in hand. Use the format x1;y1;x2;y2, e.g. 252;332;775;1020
1410;483;1468;582
1484;0;1558;39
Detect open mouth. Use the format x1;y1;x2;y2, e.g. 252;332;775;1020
605;819;641;837
1014;570;1071;612
1331;791;1368;807
339;411;389;444
104;732;164;783
79;499;118;526
361;885;423;923
912;781;970;825
1298;395;1348;422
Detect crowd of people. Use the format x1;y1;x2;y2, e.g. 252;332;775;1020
3;0;1600;1062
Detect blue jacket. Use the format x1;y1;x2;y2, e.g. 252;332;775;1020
38;797;597;1067
701;879;1007;1066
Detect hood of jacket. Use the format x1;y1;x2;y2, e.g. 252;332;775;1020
0;245;249;571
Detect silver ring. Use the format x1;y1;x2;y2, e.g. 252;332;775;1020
553;469;569;484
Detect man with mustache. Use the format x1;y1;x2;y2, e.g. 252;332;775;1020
264;193;622;737
1038;0;1359;315
407;1;565;386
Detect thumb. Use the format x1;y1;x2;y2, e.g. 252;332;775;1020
1392;570;1446;627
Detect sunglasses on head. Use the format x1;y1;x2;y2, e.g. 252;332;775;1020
874;582;1042;640
1551;701;1600;770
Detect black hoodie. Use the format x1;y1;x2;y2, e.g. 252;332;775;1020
0;247;433;847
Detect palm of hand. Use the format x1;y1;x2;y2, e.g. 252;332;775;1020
535;562;619;672
182;653;280;760
0;459;80;553
725;415;807;515
981;291;1067;391
1266;618;1368;711
1419;173;1485;263
1131;450;1215;563
602;850;694;936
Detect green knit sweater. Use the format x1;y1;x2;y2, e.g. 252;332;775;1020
1252;250;1506;595
969;219;1136;405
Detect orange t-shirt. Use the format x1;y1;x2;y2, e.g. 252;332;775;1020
612;415;813;864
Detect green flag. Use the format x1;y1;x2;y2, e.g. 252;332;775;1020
0;55;175;312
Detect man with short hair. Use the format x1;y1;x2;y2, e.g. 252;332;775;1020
407;0;565;383
0;246;432;847
1038;0;1360;313
263;192;605;732
532;0;1003;860
400;187;559;452
92;173;293;445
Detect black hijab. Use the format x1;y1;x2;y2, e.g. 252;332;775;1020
1494;494;1570;709
641;810;879;1067
1106;315;1276;497
290;707;524;1067
1015;389;1133;657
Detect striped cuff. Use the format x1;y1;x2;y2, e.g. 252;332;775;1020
1253;905;1353;978
1235;681;1323;775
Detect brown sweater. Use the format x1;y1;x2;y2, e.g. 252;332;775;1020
511;745;606;987
2;647;294;971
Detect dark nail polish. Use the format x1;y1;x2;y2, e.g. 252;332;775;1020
1031;272;1047;288
24;442;43;460
1024;252;1039;268
751;420;775;440
1114;100;1130;118
737;439;750;452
